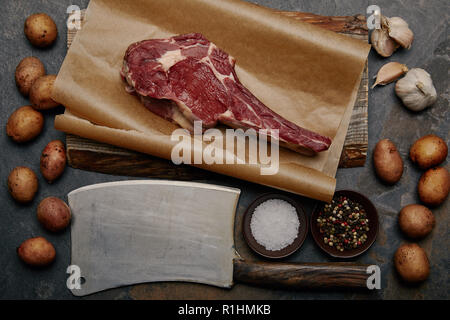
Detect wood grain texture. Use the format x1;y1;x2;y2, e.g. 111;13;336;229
233;259;369;289
66;9;368;178
273;11;368;34
66;135;213;180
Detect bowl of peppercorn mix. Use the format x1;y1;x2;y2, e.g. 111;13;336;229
311;190;379;258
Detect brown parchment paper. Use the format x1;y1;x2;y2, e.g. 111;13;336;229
53;0;370;202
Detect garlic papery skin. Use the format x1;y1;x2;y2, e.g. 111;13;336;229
395;68;437;112
386;17;414;49
372;62;408;89
371;28;399;57
371;15;413;57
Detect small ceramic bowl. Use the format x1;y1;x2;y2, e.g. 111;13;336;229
242;193;308;259
310;190;379;259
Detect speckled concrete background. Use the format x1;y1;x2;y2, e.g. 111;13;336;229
0;0;448;299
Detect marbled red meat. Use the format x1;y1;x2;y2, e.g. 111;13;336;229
122;33;331;155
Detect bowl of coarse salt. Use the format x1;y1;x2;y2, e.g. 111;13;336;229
242;193;308;259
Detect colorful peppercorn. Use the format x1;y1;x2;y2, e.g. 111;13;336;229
317;196;370;251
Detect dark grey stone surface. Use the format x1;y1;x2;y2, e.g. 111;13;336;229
0;0;448;300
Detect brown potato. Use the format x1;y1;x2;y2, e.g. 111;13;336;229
6;106;44;143
24;13;58;47
37;197;71;232
15;57;46;96
373;139;404;184
29;75;60;110
410;134;448;170
394;243;429;283
40;140;66;183
17;237;55;267
8;167;39;203
418;167;450;207
398;204;435;239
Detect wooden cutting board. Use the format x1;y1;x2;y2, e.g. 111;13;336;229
66;9;369;180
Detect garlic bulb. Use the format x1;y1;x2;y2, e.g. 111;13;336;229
372;62;408;88
395;68;437;112
371;15;413;57
386;17;414;49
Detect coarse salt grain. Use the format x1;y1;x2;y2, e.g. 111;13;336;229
250;199;299;251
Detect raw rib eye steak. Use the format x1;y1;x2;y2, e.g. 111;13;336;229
121;33;331;155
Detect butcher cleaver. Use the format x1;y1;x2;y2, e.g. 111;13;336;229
68;180;369;296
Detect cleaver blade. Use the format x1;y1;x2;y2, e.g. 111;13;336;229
68;180;370;296
68;180;239;296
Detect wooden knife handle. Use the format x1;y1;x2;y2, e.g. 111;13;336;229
233;259;370;289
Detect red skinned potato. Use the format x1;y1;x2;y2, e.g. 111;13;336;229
17;237;55;267
373;139;404;184
40;140;66;183
37;197;71;232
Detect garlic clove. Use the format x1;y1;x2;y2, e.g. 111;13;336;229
371;15;414;57
387;17;414;49
395;68;437;112
372;62;408;89
371;28;399;57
